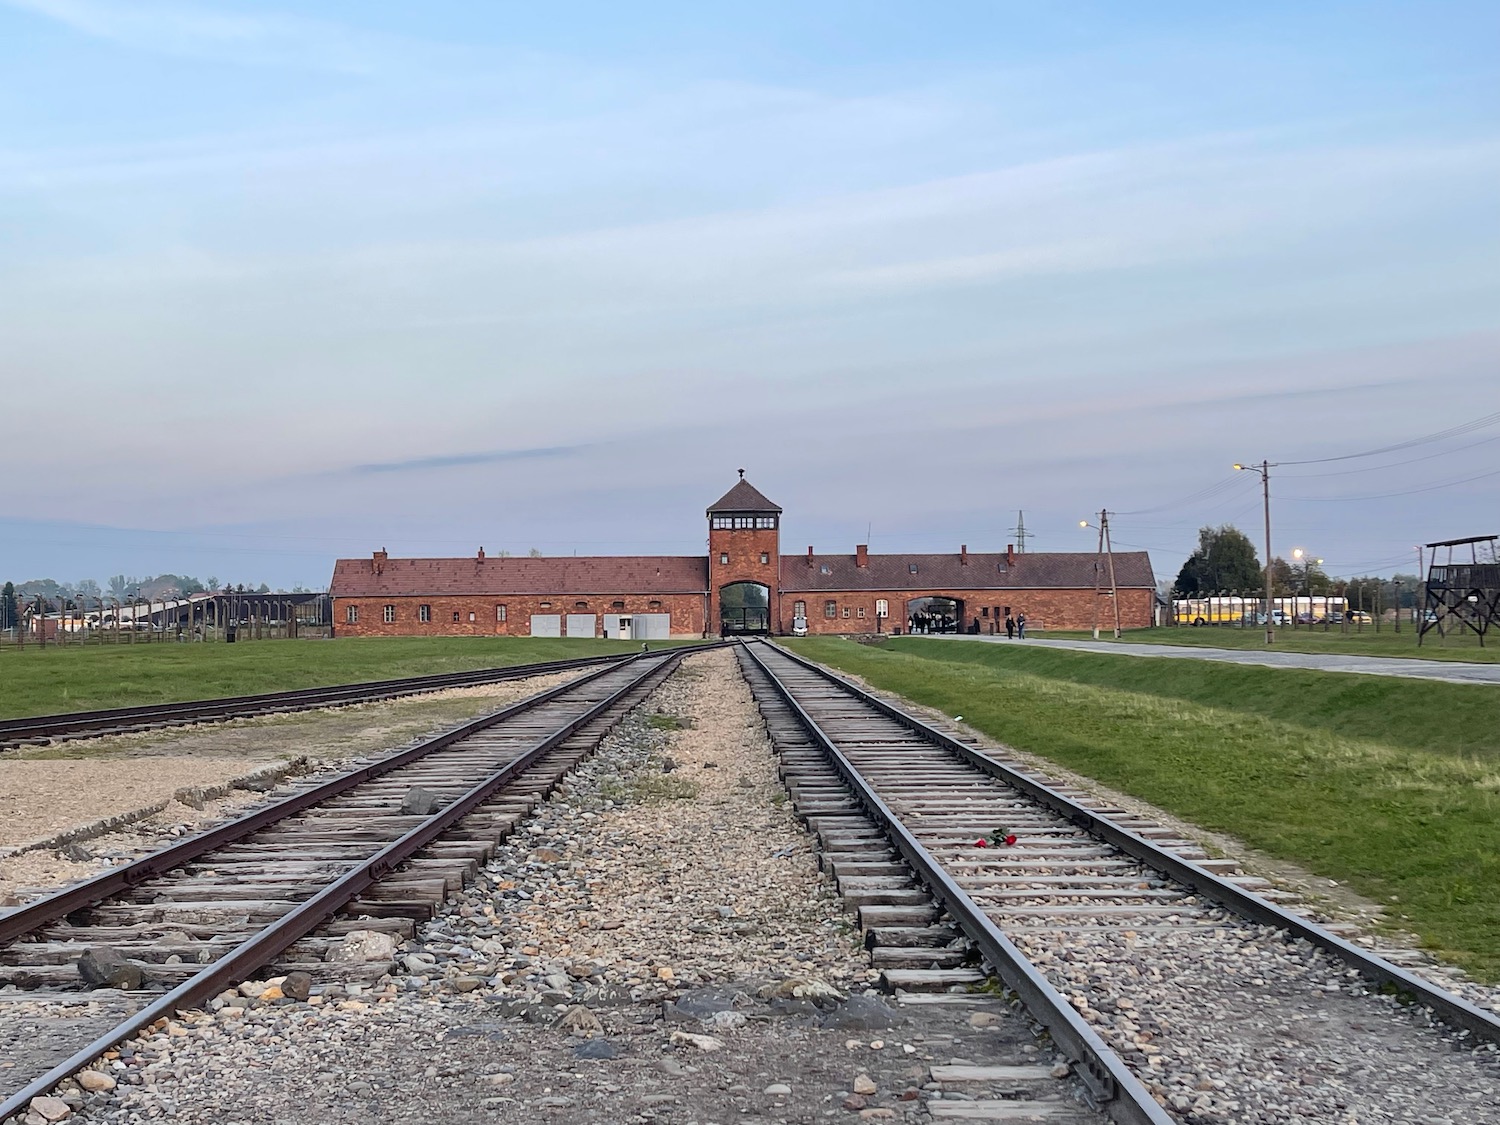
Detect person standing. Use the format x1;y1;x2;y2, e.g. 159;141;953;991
1004;614;1015;639
1016;612;1028;639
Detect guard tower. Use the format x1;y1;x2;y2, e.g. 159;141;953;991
1418;535;1500;647
707;471;781;635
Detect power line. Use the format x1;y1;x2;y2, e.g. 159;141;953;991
1278;432;1500;478
1280;466;1500;502
1276;408;1500;466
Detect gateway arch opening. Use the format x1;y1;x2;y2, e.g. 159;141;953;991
720;582;771;635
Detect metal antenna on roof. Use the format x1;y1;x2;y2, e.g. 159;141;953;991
738;468;745;479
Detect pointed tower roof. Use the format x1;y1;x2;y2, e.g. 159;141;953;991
707;470;782;515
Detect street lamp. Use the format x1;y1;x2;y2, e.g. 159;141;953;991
1234;462;1276;645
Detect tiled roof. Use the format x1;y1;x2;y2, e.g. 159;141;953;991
780;551;1155;592
706;477;782;514
331;555;709;598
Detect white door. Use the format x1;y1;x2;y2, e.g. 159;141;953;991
636;613;671;639
565;613;596;638
529;614;561;637
618;616;633;640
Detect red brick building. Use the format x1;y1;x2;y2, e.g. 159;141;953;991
330;474;1155;638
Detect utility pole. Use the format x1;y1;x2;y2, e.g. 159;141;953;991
1104;511;1121;638
1011;511;1030;553
1090;512;1105;640
1393;577;1401;634
1234;461;1276;645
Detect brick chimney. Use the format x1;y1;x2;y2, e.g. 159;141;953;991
856;544;868;568
373;548;388;576
807;546;815;568
1006;544;1015;566
477;547;485;561
960;544;968;566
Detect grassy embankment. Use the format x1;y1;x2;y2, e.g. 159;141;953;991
0;637;693;719
1048;625;1500;663
791;636;1500;981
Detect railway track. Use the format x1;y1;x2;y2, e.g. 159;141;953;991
0;646;695;1121
739;641;1500;1124
0;649;651;750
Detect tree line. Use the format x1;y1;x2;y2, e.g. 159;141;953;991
1172;525;1421;608
0;574;317;630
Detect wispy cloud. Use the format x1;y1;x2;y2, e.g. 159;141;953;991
4;0;414;73
346;444;599;477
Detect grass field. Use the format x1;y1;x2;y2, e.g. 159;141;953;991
0;637;693;720
1049;625;1500;663
790;636;1500;981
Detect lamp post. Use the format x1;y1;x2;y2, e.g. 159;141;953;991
1234;462;1276;644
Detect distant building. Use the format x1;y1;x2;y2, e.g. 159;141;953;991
329;475;1155;638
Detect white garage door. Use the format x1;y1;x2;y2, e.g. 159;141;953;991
529;614;561;637
565;613;596;638
635;613;671;639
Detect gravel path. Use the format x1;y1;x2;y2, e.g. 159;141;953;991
23;650;1097;1125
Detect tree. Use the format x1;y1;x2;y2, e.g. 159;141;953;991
206;576;220;591
1174;525;1262;596
1;582;18;632
108;574;134;599
528;548;543;558
75;579;102;600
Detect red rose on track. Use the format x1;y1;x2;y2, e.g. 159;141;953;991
1005;834;1017;846
973;839;988;848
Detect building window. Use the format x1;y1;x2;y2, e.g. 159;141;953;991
711;515;731;529
755;516;777;529
794;600;806;618
720;553;729;565
842;607;851;618
575;600;588;609
857;607;865;618
345;605;359;624
981;606;989;618
452;611;460;622
468;612;476;622
824;600;836;618
820;563;832;575
540;601;552;608
760;552;770;564
649;600;662;610
418;604;431;623
496;604;507;622
876;599;888;618
612;600;625;609
909;563;919;574
383;605;395;623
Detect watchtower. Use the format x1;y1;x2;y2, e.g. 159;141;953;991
707;471;781;635
1418;535;1500;647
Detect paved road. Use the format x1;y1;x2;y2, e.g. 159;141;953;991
925;634;1500;686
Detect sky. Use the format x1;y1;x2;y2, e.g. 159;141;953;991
2;0;1497;591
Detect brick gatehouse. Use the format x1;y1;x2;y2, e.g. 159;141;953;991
329;474;1155;638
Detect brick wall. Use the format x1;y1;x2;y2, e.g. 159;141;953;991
780;586;1155;634
708;525;780;633
332;592;707;638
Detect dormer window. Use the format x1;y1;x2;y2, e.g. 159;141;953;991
819;564;831;575
909;563;919;574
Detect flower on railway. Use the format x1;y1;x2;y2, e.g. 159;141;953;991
973;838;988;848
989;827;1018;847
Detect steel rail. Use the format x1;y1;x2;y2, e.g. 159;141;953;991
738;641;1171;1124
0;647;692;1123
0;653;646;947
758;640;1500;1047
0;650;656;745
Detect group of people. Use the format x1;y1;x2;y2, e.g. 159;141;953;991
907;611;957;634
1004;612;1027;639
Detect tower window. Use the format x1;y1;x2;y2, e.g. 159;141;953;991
720;553;729;565
760;552;769;564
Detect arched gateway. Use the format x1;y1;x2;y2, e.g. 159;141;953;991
720;581;771;635
707;470;782;638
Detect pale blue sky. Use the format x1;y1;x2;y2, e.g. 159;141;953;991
2;1;1497;589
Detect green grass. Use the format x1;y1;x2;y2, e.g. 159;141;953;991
790;636;1500;981
1049;625;1500;663
0;637;697;720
